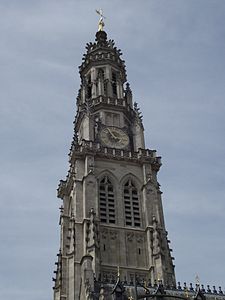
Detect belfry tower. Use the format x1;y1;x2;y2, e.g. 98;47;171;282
53;23;176;300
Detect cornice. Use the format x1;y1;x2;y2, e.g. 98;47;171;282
69;140;161;168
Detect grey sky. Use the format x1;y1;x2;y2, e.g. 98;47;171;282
0;1;225;299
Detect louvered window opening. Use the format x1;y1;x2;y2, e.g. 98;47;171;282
99;177;115;224
124;180;141;227
87;74;92;98
103;80;107;96
112;72;117;96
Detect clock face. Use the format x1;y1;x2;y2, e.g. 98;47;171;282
100;127;129;149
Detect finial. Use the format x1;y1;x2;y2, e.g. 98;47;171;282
128;287;134;300
144;280;147;289
195;274;200;287
184;287;189;299
117;266;120;278
95;8;106;31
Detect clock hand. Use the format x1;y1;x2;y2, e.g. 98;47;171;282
107;128;119;140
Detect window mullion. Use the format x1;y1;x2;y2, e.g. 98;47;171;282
106;184;109;223
130;188;134;226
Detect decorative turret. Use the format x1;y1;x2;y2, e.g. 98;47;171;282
125;82;133;107
78;29;127;105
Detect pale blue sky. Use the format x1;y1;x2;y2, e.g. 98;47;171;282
0;1;225;299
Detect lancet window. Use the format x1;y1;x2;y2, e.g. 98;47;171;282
98;68;105;80
103;80;107;96
112;72;117;97
97;68;108;97
124;179;141;227
99;69;107;96
87;74;92;98
99;176;116;224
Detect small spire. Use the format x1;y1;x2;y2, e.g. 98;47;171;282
117;265;120;278
184;287;189;299
95;8;106;31
195;274;200;288
144;280;147;289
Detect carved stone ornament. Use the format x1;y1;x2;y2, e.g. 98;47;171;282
146;184;154;195
86;209;100;249
87;156;95;173
109;230;118;240
136;234;144;243
152;216;161;256
101;228;108;240
146;171;153;182
94;114;101;139
127;232;134;242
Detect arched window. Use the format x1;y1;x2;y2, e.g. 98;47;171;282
112;72;117;97
124;179;141;227
87;74;92;98
99;176;115;224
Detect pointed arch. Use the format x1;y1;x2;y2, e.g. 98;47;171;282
97;171;117;224
98;170;118;186
120;173;142;189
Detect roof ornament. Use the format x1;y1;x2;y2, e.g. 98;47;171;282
117;265;120;278
195;274;200;288
95;8;106;31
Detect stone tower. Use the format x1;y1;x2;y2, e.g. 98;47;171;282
53;29;175;300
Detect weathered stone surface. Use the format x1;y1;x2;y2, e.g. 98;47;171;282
50;29;225;300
